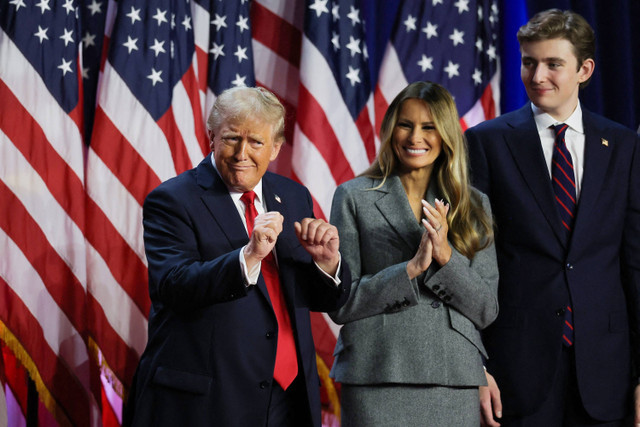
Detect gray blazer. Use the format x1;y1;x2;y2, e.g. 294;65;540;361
329;174;499;386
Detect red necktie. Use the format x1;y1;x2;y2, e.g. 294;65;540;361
551;124;575;347
240;191;298;389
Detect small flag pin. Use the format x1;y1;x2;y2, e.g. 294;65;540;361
275;194;281;203
601;138;609;147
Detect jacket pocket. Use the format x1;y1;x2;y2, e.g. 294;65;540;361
152;366;212;394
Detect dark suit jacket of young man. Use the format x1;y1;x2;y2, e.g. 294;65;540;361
465;103;640;421
124;154;351;427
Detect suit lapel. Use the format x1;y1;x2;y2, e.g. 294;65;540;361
571;109;613;240
259;175;295;305
504;105;567;246
261;175;295;256
374;175;424;251
197;155;250;251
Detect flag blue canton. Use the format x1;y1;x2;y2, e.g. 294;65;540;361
0;0;81;113
305;0;372;119
204;0;255;94
392;0;499;115
108;0;194;120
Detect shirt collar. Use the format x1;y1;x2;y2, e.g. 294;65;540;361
531;102;584;135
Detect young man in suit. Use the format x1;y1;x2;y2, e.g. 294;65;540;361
465;9;640;427
123;86;351;427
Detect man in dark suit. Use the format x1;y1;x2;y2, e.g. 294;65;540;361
123;86;350;427
465;9;640;427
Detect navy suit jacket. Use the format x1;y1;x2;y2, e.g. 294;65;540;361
465;104;640;420
124;155;351;427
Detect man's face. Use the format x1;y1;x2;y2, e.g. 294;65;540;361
210;116;282;193
520;38;594;121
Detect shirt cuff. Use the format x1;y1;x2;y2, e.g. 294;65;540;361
313;253;342;287
240;246;261;286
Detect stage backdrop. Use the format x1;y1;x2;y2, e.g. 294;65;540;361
0;0;638;426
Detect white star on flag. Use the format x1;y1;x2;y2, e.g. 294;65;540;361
147;67;163;86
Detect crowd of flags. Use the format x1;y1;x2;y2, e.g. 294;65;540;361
0;0;499;425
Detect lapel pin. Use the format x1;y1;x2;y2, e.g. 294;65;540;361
601;138;609;147
274;194;281;203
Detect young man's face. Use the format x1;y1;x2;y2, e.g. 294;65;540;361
520;38;594;121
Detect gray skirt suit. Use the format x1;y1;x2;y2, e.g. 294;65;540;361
329;175;499;426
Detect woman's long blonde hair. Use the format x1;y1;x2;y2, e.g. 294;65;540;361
362;81;493;259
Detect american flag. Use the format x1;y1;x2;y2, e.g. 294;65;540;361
0;0;100;425
375;0;500;136
0;0;499;425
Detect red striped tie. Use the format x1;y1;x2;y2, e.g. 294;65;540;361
552;124;575;347
241;191;298;389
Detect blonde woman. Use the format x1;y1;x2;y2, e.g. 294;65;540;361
329;81;498;426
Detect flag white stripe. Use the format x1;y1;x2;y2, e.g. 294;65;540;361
0;231;87;374
255;0;304;31
191;1;209;53
292;124;336;217
0;131;87;287
253;39;299;108
377;43;409;105
171;79;206;167
86;150;146;263
98;63;177;182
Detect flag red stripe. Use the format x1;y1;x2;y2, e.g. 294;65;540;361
309;312;337;365
251;2;301;67
91;107;162;205
101;384;121;427
195;46;209;94
0;79;85;230
373;86;389;139
156;108;194;175
0;182;86;333
355;105;376;164
85;199;151;315
480;83;496;120
1;343;28;417
0;278;90;425
180;67;209;155
297;85;355;185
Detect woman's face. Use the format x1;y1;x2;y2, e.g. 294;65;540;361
392;98;443;174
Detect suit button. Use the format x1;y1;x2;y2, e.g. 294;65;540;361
438;290;446;297
394;301;402;309
402;298;410;307
266;332;274;339
229;294;235;299
431;301;441;308
443;295;452;302
260;381;270;389
566;263;574;270
556;308;566;316
433;285;440;291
